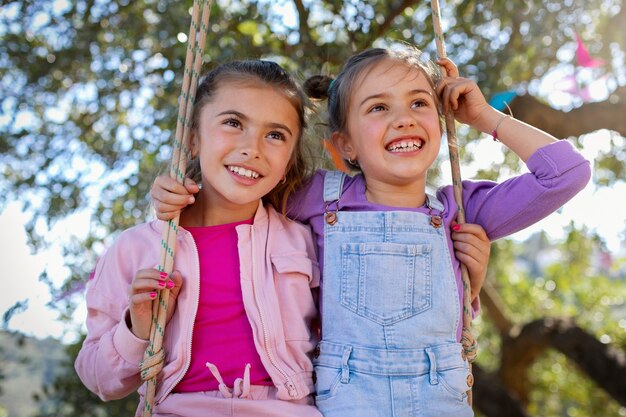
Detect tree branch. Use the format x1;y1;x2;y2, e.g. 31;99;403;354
292;0;313;49
480;278;513;335
373;0;420;40
508;86;626;139
500;317;626;406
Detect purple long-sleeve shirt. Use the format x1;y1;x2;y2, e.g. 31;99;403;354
288;140;591;340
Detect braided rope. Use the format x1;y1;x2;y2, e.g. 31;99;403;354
429;0;477;406
139;348;165;381
140;1;212;415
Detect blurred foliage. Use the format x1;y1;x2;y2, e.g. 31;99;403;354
474;226;626;416
32;335;138;416
0;0;625;415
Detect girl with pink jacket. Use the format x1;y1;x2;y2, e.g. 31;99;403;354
75;60;323;417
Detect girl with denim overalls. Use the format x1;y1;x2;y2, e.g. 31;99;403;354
149;45;589;416
284;45;589;417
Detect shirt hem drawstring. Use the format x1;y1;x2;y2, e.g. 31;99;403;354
206;362;252;399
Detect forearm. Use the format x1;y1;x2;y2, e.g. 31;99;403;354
75;318;147;400
474;108;558;162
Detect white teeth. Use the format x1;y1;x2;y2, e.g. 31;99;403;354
228;166;260;179
387;140;424;152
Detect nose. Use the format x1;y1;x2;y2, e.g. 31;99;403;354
240;134;261;159
392;111;416;130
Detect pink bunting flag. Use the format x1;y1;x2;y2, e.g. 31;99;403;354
553;72;610;102
575;34;606;68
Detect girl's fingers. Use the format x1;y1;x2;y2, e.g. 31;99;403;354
453;232;491;263
436;58;459;77
451;223;490;248
438;79;461;114
154;175;186;193
183;177;200;194
128;291;158;305
152;188;195;207
455;222;489;239
438;78;476;114
130;269;173;294
167;270;184;299
152;176;195;205
152;201;187;220
453;241;484;266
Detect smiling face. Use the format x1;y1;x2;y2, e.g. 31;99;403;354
191;81;300;223
334;58;442;205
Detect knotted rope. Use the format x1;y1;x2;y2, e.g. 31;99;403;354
140;1;212;415
429;0;478;405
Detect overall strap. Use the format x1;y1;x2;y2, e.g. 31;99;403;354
426;193;444;212
323;170;347;203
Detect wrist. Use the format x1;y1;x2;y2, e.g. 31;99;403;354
473;107;504;134
491;114;511;142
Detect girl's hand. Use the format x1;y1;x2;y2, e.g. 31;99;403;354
450;222;490;302
128;269;183;340
151;176;199;220
435;60;493;130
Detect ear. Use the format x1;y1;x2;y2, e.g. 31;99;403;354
330;131;356;161
190;131;199;158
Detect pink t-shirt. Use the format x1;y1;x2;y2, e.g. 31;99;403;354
174;219;272;392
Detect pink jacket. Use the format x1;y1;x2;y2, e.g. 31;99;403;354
75;201;320;410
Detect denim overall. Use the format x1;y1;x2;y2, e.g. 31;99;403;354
313;171;473;417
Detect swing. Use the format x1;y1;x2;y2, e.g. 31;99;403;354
138;1;477;414
137;2;212;416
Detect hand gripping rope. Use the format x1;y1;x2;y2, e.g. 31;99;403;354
139;1;212;415
430;0;479;406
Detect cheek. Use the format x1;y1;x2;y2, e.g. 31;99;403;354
272;145;296;173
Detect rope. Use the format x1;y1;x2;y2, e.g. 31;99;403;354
429;0;477;406
140;348;165;381
140;1;212;415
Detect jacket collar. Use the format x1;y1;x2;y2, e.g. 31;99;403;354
149;199;271;238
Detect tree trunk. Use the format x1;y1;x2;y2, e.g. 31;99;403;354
473;364;531;417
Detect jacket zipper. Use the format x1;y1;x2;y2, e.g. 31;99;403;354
251;225;298;398
156;229;200;403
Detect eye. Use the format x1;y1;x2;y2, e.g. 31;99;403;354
223;118;241;128
368;104;387;113
411;99;430;109
267;131;287;141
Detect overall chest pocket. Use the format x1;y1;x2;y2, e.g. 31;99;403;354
340;242;432;325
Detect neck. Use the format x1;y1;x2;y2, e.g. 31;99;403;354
364;178;427;208
180;194;258;227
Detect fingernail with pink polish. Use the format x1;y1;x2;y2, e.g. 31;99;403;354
452;224;461;231
166;281;175;289
158;280;166;287
149;291;157;299
159;272;168;279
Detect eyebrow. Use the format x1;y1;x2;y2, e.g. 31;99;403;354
217;110;294;136
359;89;433;107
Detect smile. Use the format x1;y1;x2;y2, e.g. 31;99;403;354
227;165;260;179
386;139;424;152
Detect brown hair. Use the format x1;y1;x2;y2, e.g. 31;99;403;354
184;60;310;214
304;45;443;171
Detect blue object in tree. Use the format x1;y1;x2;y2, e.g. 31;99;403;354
489;90;517;111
